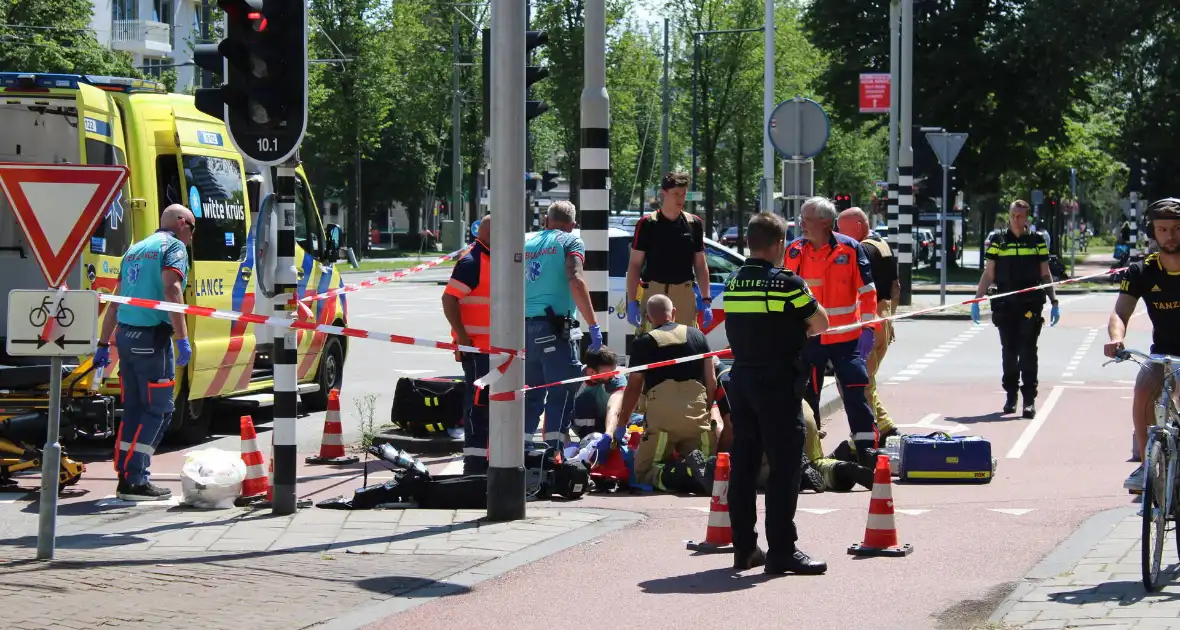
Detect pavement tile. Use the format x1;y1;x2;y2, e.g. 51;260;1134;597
396;509;457;526
344;510;404;524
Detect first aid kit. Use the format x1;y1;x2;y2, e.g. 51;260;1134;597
390;376;466;437
897;432;996;483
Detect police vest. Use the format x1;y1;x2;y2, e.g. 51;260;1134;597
783;235;875;344
723;262;811;369
986;229;1047;307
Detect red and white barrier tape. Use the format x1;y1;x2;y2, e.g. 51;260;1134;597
98;293;524;358
296;245;471;305
486;266;1127;401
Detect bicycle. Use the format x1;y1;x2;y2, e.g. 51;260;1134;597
28;295;74;329
1106;348;1180;591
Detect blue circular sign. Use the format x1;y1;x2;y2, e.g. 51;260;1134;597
188;186;203;217
471;219;481;238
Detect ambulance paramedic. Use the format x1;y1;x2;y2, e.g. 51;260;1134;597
443;215;492;474
782;197;880;467
94;204;196;502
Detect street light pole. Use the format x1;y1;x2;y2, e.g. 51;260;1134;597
451;19;463;230
762;0;774;214
898;0;914;306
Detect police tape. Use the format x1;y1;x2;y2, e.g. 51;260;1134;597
296;245;471;305
484;265;1128;401
97;293;526;359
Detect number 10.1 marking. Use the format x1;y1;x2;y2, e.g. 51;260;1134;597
257;137;279;153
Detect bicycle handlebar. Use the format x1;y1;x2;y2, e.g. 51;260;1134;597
1107;348;1180;367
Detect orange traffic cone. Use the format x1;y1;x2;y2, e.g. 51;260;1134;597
686;452;734;554
848;454;913;557
306;389;359;465
239;415;269;499
266;438;274;502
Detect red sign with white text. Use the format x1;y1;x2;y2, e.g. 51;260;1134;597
859;73;891;114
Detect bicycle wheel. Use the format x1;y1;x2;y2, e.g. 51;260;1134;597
1143;437;1168;591
28;307;46;328
56;306;73;328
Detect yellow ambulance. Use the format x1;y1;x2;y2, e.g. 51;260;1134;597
0;72;350;447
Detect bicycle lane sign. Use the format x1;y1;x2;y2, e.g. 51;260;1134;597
6;290;99;357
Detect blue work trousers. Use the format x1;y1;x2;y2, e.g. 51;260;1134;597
460;352;490;474
524;319;581;447
801;337;878;451
114;325;176;486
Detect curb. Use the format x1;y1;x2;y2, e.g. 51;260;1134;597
987;506;1137;623
318;508;645;629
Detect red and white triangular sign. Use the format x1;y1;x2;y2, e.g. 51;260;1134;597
0;163;129;288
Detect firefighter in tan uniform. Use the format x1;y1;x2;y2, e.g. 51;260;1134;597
607;293;716;493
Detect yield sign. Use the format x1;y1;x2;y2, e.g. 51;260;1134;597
0;163;129;288
925;132;969;168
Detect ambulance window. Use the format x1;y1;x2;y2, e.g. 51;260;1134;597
294;176;322;256
157;155;182;213
182;155;247;262
85;139;132;257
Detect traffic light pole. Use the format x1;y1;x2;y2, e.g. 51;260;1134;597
451;19;463;231
887;0;900;259
898;0;915;306
272;159;300;515
487;0;526;522
582;0;610;351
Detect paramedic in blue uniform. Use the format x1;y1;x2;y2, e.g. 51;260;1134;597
94;204;196;502
525;200;602;447
724;212;830;575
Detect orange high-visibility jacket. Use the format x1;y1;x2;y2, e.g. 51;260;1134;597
782;233;877;344
445;240;492;348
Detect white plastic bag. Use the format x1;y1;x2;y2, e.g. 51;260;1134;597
180;448;247;509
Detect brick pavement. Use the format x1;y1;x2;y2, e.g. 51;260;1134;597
0;506;641;630
993;508;1180;629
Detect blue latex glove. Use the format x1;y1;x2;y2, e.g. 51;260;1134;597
594;433;613;454
588;324;603;351
701;302;714;328
626;300;641;327
176;337;192;367
971;303;981;324
1050;303;1061;327
613;425;627;442
93;345;110;368
857;327;874;359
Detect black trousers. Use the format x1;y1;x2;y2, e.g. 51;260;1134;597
727;366;806;555
992;307;1044;400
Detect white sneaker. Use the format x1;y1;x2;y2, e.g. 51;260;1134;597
1125;464;1145;494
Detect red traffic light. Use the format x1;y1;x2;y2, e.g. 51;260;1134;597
247;11;268;31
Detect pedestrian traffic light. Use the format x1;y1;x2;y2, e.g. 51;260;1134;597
834;194;852;211
525;30;549;123
541;170;559;193
193;0;308;165
1140;157;1149;192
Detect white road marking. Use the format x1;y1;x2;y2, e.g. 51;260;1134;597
893;413;968;434
439;459;465;476
397;369;436;375
0;493;24;504
1006;385;1065;458
96;495;181;508
989;508;1034;516
798;508;839;515
1061;327;1100;379
894;509;929;516
888;325;983;383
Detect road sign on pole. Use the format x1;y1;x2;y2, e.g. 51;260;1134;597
925;132;968;168
0;163;129;288
6;289;100;560
768;97;831;159
1031;189;1044;206
859;73;891;114
924;132;968;307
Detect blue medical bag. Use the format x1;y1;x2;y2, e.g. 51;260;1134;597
898;432;995;483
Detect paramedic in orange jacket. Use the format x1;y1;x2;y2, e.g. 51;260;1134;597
782;197;880;466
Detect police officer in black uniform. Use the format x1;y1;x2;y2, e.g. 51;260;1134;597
972;200;1061;418
723;212;830;575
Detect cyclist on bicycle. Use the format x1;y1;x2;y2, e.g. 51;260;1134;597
1105;198;1180;494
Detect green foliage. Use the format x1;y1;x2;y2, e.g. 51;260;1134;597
0;0;138;76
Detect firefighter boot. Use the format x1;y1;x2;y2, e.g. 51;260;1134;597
831;460;875;491
658;450;710;494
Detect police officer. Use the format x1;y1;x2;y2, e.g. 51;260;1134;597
972;200;1060;418
94;204;196;501
443;215;492;473
524;201;602;447
625;171;714;333
724;212;829;575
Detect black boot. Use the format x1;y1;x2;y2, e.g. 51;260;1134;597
733;546;766;571
1022;398;1036;419
1003;393;1018;414
766;548;828;575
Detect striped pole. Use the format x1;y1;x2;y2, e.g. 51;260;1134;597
886;0;900;257
272;162;299;515
581;0;610;350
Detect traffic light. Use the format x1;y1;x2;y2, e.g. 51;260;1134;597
525;30;549;123
834;194;852;211
1140;157;1149;192
525;172;540;194
193;0;308;165
541;170;559;193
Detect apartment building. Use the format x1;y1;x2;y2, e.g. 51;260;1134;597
89;0;207;91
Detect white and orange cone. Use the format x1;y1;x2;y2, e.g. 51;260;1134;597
848;454;913;557
686;452;734;554
306;388;359;465
239;415;269;499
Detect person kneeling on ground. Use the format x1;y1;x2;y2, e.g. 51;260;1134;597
716;364;873;492
603;294;715;494
572;348;641;440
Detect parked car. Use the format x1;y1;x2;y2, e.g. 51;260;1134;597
917;229;935;262
720;226;744;248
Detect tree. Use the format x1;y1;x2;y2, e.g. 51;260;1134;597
605;21;664;211
0;0;138;76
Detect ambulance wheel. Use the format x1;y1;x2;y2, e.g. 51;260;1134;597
166;381;212;446
302;336;344;412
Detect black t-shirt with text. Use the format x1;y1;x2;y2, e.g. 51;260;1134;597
630;322;711;391
632;210;704;284
1119;255;1180;356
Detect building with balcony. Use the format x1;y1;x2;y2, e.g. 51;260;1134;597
89;0;207;91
